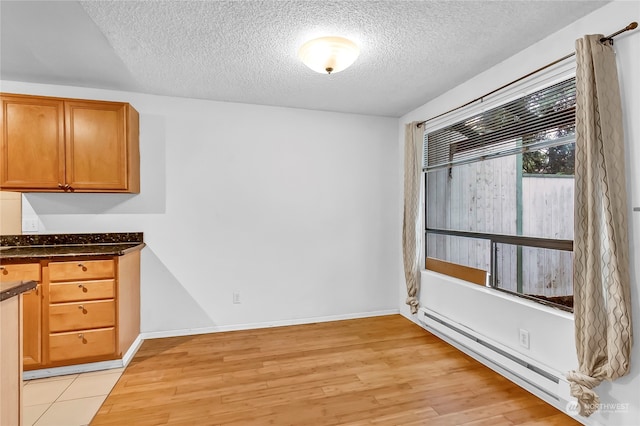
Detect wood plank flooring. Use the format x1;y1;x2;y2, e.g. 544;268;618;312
91;315;580;425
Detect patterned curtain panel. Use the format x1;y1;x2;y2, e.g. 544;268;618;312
403;122;423;313
567;34;633;417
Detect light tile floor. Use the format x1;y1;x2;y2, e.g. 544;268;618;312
23;368;124;426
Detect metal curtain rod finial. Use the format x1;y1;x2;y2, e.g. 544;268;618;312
600;21;638;43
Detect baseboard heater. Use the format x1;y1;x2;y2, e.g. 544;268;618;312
417;307;573;407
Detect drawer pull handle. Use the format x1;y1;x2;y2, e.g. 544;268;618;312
78;305;84;310
78;263;87;271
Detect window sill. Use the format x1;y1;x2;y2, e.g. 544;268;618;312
421;269;574;320
492;287;573;313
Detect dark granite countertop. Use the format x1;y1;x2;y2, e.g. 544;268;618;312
0;233;145;261
0;243;145;260
0;280;37;302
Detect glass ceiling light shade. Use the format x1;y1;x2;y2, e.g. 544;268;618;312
298;36;359;74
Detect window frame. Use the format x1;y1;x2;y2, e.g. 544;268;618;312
421;59;576;312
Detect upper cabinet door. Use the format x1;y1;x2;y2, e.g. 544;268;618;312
0;95;65;189
65;101;129;191
0;93;139;193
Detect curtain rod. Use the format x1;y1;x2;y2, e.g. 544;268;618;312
416;21;638;128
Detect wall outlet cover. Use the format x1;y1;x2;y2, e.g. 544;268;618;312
519;328;530;349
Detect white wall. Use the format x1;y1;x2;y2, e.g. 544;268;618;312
420;271;576;374
1;80;400;334
400;2;640;425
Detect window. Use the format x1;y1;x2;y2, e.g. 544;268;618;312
423;75;576;311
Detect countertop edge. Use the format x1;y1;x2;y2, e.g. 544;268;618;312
0;242;147;261
0;280;37;302
120;242;146;255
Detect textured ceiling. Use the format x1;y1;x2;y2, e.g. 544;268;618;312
1;1;609;117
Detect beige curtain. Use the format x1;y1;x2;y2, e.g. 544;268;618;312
403;122;423;314
566;35;633;417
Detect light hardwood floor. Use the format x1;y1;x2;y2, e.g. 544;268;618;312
91;315;580;425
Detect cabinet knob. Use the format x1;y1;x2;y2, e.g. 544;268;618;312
78;333;84;339
78;263;87;271
78;305;84;310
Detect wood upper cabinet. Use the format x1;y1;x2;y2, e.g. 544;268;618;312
0;95;65;189
0;93;139;193
64;100;139;192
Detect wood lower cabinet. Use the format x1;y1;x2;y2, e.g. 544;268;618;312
0;263;40;282
22;285;42;368
0;93;139;193
0;292;23;426
49;300;116;333
49;279;115;303
49;328;116;363
49;259;114;281
1;250;141;371
47;258;117;365
0;263;42;368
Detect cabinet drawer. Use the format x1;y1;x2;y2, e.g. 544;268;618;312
49;259;114;281
49;327;116;362
0;263;40;282
49;300;115;332
50;279;115;303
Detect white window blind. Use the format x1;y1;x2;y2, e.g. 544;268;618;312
423;77;576;172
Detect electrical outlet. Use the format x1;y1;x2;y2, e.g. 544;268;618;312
233;292;241;304
519;328;530;349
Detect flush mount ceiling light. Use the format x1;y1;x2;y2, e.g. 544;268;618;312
298;36;360;74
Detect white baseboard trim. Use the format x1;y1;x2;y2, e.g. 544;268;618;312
140;309;400;340
23;360;124;380
122;334;144;366
23;334;144;380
